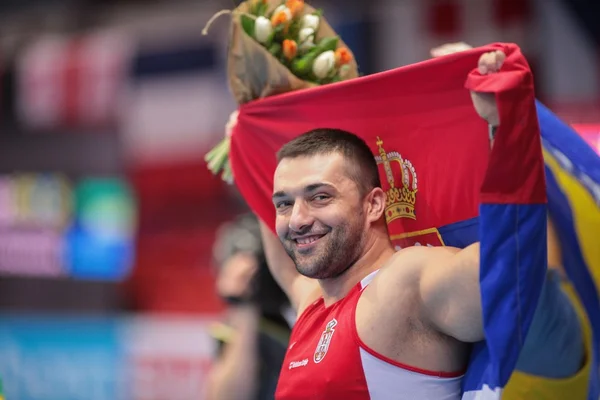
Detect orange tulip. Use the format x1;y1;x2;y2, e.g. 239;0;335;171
283;39;298;60
286;0;304;17
335;47;353;66
271;10;291;27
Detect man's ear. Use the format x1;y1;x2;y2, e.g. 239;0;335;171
365;187;386;223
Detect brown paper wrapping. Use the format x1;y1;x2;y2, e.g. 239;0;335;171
227;0;359;105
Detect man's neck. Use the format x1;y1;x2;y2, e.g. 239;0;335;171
318;230;395;307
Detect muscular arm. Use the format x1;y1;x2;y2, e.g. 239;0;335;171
259;221;319;313
414;49;496;341
419;243;484;342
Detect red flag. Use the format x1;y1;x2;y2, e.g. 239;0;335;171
229;43;542;248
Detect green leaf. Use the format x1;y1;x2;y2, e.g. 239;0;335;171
290;47;320;77
249;1;258;15
273;23;286;42
268;42;282;57
265;29;276;47
221;161;234;184
256;1;268;16
316;36;338;52
286;18;301;40
205;138;232;181
240;14;256;38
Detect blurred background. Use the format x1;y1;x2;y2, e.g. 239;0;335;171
0;0;598;399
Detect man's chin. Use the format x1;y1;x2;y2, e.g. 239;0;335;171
294;261;320;278
296;269;320;279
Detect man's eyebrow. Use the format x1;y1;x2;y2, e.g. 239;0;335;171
304;183;335;193
272;183;335;201
272;191;286;200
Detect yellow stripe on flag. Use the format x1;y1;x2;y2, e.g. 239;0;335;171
543;149;600;288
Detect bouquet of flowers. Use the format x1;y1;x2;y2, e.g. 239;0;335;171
204;0;359;183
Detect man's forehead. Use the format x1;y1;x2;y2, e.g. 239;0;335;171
273;153;353;192
276;152;346;172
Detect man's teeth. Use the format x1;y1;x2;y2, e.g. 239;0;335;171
297;236;320;245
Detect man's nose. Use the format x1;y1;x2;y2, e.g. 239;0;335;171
289;201;313;233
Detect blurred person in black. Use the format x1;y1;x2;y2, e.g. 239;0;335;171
206;213;294;400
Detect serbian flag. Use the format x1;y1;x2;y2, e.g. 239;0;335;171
537;102;600;400
228;43;546;399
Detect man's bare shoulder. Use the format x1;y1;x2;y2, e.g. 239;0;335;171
380;246;460;273
370;246;461;292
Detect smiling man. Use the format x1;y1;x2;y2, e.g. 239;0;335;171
257;51;513;400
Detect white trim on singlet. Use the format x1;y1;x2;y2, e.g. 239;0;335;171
360;347;462;399
360;270;379;289
356;268;463;399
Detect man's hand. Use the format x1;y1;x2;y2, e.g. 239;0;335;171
470;50;505;127
216;253;258;301
430;42;473;58
431;43;503;128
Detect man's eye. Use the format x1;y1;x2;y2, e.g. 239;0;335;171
276;201;292;209
312;194;330;202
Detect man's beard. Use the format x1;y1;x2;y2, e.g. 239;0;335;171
283;217;365;280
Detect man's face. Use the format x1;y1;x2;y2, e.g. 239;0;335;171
272;153;367;279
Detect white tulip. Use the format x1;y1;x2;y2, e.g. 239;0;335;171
254;16;273;43
312;50;335;79
301;14;320;31
273;5;292;21
298;27;315;50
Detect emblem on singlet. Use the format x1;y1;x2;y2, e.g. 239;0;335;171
313;319;337;364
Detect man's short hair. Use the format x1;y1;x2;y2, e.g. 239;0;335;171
276;128;381;195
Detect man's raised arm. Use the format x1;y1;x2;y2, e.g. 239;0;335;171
416;49;505;343
418;244;484;342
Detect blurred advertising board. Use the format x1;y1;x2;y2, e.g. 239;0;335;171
0;174;136;281
0;315;216;400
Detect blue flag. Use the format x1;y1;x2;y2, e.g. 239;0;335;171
538;101;600;400
450;102;600;399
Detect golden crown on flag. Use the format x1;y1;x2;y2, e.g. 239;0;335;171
374;137;418;223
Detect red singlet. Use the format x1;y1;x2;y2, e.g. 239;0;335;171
275;271;463;399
